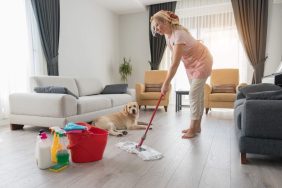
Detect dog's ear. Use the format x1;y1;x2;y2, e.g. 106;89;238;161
123;105;128;115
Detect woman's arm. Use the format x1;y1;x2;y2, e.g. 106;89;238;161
161;44;184;95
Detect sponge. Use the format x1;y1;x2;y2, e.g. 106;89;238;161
49;163;68;172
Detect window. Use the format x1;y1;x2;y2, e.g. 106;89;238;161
0;0;45;119
160;0;251;93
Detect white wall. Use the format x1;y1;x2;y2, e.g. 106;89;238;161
265;1;282;75
119;11;151;88
59;0;119;85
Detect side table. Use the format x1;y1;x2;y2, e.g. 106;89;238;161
175;90;189;112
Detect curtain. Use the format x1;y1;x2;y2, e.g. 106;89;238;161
160;0;250;93
31;0;60;76
149;2;177;70
231;0;268;84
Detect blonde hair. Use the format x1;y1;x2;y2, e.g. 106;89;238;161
150;10;187;36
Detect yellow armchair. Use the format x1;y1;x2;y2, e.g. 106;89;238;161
136;70;171;112
204;69;246;114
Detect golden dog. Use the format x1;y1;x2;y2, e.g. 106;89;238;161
92;102;150;136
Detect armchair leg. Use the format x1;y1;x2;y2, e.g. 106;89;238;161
205;108;210;114
139;105;141;109
10;124;24;130
241;153;247;164
144;105;147;110
164;106;167;112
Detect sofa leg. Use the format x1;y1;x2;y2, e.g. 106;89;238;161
10;124;24;130
241;153;247;164
205;108;210;114
144;105;147;110
164;106;167;112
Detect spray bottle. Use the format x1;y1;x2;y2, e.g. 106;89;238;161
56;132;70;165
49;127;69;172
50;127;64;163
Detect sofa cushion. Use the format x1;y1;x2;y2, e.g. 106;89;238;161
246;89;282;100
75;78;103;97
140;92;162;100
145;84;162;92
34;86;78;99
77;96;112;114
101;84;128;94
209;93;236;102
9;93;77;117
212;84;236;93
239;83;281;97
101;94;133;107
31;76;79;97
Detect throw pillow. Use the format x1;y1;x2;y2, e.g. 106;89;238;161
212;84;236;93
246;89;282;100
145;83;162;92
34;86;78;99
239;83;281;97
101;84;128;94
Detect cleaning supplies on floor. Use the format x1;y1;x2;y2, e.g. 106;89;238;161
50;130;62;163
66;122;108;163
64;122;87;131
56;133;69;165
35;131;52;169
49;127;70;172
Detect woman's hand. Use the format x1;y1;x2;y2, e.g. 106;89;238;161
161;82;169;95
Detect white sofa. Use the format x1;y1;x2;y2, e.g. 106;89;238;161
9;76;135;130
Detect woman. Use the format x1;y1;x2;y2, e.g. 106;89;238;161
150;10;213;139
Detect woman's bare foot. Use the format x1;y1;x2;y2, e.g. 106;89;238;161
182;127;201;133
182;129;197;139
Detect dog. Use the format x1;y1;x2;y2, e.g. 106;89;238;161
92;102;150;136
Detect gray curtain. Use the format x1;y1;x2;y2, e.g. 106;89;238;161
31;0;60;76
149;2;177;70
231;0;268;83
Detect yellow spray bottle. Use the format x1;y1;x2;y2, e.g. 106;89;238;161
51;131;62;163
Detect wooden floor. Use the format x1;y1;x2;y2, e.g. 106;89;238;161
1;106;282;188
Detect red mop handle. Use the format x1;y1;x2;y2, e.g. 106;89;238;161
136;93;164;149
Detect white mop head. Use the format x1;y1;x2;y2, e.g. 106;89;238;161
116;141;163;161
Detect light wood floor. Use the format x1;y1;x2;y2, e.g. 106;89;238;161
1;106;282;188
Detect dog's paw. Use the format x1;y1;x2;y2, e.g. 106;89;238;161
117;133;123;137
122;131;128;135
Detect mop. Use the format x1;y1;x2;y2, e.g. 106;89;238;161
116;94;164;161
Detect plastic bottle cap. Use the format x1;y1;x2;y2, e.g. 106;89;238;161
58;132;65;137
39;129;45;134
40;132;48;139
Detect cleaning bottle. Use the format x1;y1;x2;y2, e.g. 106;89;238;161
51;132;62;163
56;132;69;165
35;129;45;159
35;131;52;169
49;132;70;172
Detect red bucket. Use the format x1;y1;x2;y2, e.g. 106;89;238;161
67;122;108;163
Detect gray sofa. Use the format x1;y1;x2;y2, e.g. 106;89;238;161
234;83;282;164
9;76;135;130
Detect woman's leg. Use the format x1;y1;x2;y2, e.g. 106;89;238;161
182;78;207;139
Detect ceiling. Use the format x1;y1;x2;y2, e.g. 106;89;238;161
93;0;178;15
